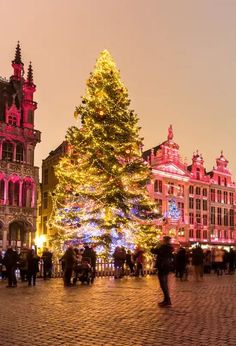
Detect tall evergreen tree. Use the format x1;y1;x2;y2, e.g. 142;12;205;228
50;50;158;256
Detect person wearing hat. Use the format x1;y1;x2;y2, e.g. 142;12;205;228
151;236;174;307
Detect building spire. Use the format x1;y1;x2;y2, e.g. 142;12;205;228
27;62;33;84
13;41;22;65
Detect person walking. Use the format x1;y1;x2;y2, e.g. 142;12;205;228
151;236;173;307
27;249;40;286
42;248;53;280
113;246;126;279
126;250;135;275
133;245;145;277
192;245;204;281
3;246;18;288
175;247;187;280
214;247;224;276
228;248;235;274
63;246;76;286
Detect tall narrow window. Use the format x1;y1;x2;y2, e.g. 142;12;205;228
16;143;24;162
223;191;228;204
211;207;215;225
189;185;194;194
189;198;194;209
43;169;49;185
224;209;228;226
154;180;162;193
196;199;201;210
43;216;47;234
217;208;222;225
2;141;13;161
230;209;234;227
43;192;48;209
211;189;215;202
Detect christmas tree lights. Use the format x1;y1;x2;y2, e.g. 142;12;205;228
50;50;160;256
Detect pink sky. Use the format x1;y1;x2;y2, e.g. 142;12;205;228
0;0;236;177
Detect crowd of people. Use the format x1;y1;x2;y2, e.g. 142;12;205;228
1;240;236;309
0;246;53;287
60;244;97;286
113;245;145;279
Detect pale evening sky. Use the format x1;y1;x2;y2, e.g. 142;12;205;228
0;0;236;178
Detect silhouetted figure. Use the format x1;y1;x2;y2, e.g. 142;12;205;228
126;250;134;275
113;246;126;279
151;236;173;307
18;247;28;282
63;247;76;286
228;248;235;274
42;248;53;279
27;249;40;286
192;245;204;281
3;247;18;287
133;245;145;277
175;247;187;280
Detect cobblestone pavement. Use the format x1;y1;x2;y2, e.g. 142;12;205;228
1;273;236;346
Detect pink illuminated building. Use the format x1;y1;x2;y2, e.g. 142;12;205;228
143;126;236;247
0;43;41;250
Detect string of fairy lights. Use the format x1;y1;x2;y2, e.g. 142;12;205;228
49;50;165;255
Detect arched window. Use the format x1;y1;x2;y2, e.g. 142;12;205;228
8;180;19;206
2;141;13;161
16;143;24;162
22;181;32;208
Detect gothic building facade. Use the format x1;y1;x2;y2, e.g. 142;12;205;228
144;126;236;247
0;43;41;250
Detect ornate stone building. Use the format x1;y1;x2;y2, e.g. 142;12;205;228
37;141;67;249
0;43;41;250
143;125;236;247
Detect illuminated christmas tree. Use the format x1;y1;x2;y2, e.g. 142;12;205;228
50;50;158;256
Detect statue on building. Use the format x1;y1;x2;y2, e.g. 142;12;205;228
168;124;173;141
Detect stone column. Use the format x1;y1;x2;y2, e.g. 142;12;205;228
4;178;8;205
19;180;23;207
31;183;36;208
13;142;16;161
2;225;8;250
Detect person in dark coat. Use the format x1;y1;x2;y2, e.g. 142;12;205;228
82;244;97;281
228;248;235;274
175;247;187;280
126;250;134;275
3;247;19;287
192;245;204;281
113;246;126;279
42;248;53;279
27;249;40;286
63;246;76;286
151;236;173;307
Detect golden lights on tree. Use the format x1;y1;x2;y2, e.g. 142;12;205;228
50;50;160;256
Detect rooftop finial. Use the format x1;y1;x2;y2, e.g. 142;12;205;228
168;124;173;141
27;61;33;84
13;41;22;64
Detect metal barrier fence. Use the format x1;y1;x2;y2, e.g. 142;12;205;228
37;259;156;278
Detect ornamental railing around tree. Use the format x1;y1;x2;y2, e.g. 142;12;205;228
37;258;156;278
